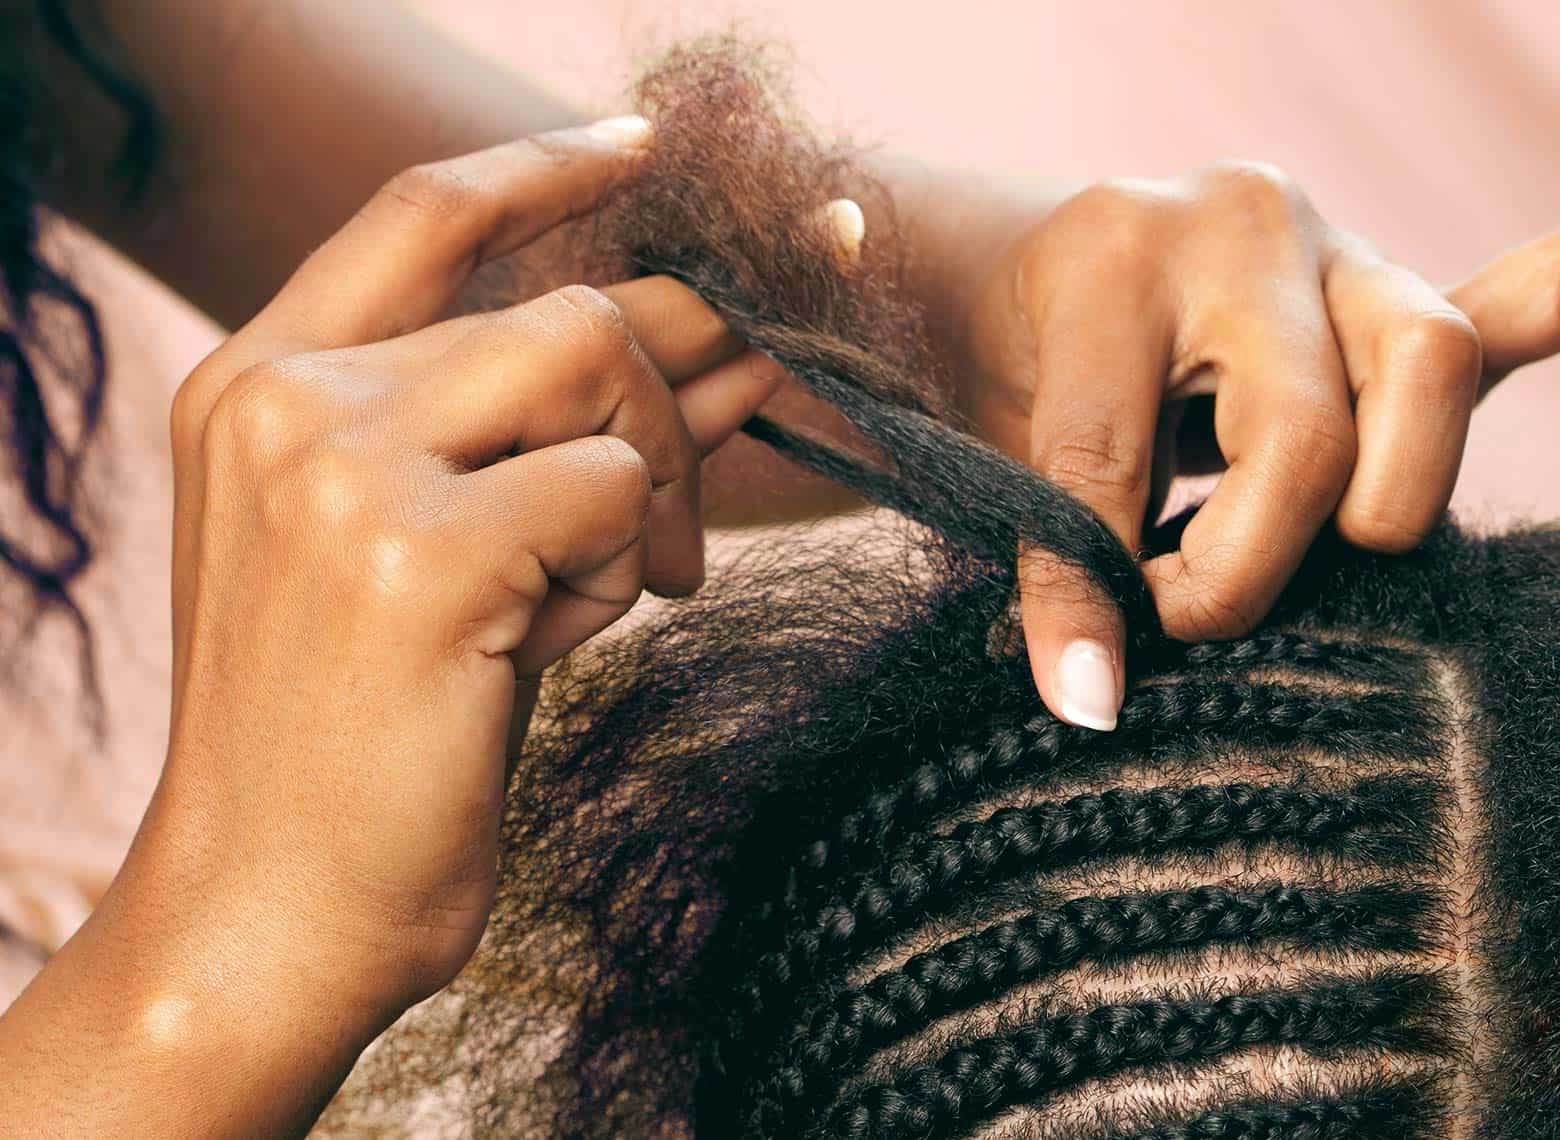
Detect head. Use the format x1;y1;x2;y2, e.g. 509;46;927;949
319;40;1560;1140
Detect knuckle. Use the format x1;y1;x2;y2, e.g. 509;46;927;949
1198;159;1304;225
591;435;655;510
378;159;483;221
1049;180;1165;270
1037;419;1151;502
1187;577;1265;639
169;368;218;455
287;445;378;532
204;361;317;470
1336;496;1436;554
1386;309;1483;393
547;285;638;376
283;448;441;601
552;284;631;344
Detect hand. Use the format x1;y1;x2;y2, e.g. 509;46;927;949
125;119;787;1027
955;162;1560;730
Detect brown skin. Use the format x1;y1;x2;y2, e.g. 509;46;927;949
4;1;1560;1132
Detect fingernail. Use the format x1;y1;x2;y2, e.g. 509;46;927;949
822;198;865;265
1053;639;1120;731
585;114;653;147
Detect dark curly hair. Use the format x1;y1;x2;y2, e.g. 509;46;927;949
0;0;158;709
317;41;1560;1140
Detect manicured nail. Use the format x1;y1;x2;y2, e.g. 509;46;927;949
822;198;865;265
585;114;653;147
1053;639;1120;731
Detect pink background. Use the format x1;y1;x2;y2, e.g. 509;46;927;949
402;0;1560;522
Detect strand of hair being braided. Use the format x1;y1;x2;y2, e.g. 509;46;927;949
594;38;1155;642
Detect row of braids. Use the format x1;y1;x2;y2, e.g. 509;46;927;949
824;970;1452;1139
758;883;1441;1118
776;673;1444;927
1096;1076;1448;1140
735;775;1443;1026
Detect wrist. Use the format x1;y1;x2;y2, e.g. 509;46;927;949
104;797;417;1044
0;848;397;1137
867;154;1076;379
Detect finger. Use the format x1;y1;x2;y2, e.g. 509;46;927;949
510;560;648;677
243;116;652;353
1020;268;1173;731
600;193;863;375
1446;227;1560;390
602;276;746;381
409;286;706;596
452;434;652;660
1324;244;1481;552
675;348;788;454
1146;288;1357;641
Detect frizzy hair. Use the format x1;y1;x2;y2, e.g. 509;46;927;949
314;39;1560;1140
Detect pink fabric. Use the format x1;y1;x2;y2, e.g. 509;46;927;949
3;1;1557;1002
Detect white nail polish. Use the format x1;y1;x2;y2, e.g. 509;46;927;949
585;115;652;146
1053;639;1120;732
823;198;865;263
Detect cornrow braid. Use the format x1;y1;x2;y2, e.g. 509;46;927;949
759;883;1440;1118
1103;1077;1448;1140
1168;633;1429;688
822;970;1452;1140
777;680;1445;928
741;775;1443;1028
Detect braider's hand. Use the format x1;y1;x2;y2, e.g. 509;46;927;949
131;120;788;1029
957;163;1560;730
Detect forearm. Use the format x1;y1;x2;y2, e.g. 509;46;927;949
0;831;394;1137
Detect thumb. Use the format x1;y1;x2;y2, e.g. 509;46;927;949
1446;227;1560;393
1017;305;1164;732
1019;545;1128;733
